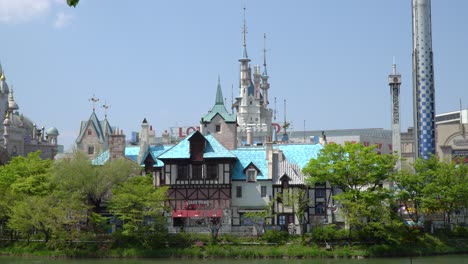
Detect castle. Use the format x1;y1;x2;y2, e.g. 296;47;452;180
0;63;59;164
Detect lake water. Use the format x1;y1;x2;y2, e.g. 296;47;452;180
0;255;467;264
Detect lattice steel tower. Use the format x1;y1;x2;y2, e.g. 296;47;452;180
389;63;401;170
412;0;436;159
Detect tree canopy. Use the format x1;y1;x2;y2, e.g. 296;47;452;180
303;142;400;242
67;0;79;7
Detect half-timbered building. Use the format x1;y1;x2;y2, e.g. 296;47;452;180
157;130;237;233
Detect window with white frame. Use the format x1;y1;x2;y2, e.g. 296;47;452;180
247;169;256;182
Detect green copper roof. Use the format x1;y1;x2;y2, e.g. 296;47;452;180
201;79;236;123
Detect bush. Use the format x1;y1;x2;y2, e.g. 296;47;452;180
311;224;347;242
261;230;288;245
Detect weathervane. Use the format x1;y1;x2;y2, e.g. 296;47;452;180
102;102;111;119
89;94;99;112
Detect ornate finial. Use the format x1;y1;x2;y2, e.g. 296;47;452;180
89;94;99;112
102;102;111;118
242;6;248;58
9;85;14;99
263;33;268;76
0;70;5;81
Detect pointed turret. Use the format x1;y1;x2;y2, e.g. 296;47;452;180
242;7;248;59
8;87;19;112
215;76;224;105
0;70;9;94
261;33;270;107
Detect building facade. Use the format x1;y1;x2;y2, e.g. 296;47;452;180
0;64;59;163
232;14;273;146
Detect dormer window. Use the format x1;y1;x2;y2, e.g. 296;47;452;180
87;129;92;135
247;169;256;182
215;124;221;132
244;163;260;182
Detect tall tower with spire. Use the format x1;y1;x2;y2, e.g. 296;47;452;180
412;0;436;159
232;8;273;146
201;77;237;149
388;63;402;170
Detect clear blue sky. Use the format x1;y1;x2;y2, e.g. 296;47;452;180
1;0;467;151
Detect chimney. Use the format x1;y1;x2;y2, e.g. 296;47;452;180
162;130;170;144
109;131;126;161
246;126;253;146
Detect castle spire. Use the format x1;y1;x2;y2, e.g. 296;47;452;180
216;75;224;105
263;33;268;76
242;7;248;59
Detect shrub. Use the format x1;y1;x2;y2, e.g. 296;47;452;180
261;230;288;245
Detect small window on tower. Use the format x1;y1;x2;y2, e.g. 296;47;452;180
87;129;92;135
88;146;94;155
215;124;221;132
250;101;252;105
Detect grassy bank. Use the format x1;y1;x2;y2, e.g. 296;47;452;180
1;236;467;259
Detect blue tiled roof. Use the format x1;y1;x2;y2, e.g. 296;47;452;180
230;143;324;181
230;147;268;180
92;145;174;167
146;145;173;167
92;150;110;165
125;146;140;162
276;144;323;168
158;131;236;159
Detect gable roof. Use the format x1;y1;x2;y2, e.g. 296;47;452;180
143;145;173;167
76;111;114;144
231;147;268;180
92;144;173;166
276;144;323;168
273;160;306;185
230;143;324;182
158;131;236;159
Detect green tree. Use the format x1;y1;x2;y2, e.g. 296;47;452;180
7;195;65;242
302;142;398;239
52;150;139;232
108;175;168;236
0;151;53;238
423;159;468;226
392;156;468;227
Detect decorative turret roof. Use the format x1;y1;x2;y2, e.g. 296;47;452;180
3;112;11;126
201;78;237;123
0;70;9;94
46;127;59;136
8;87;19;111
